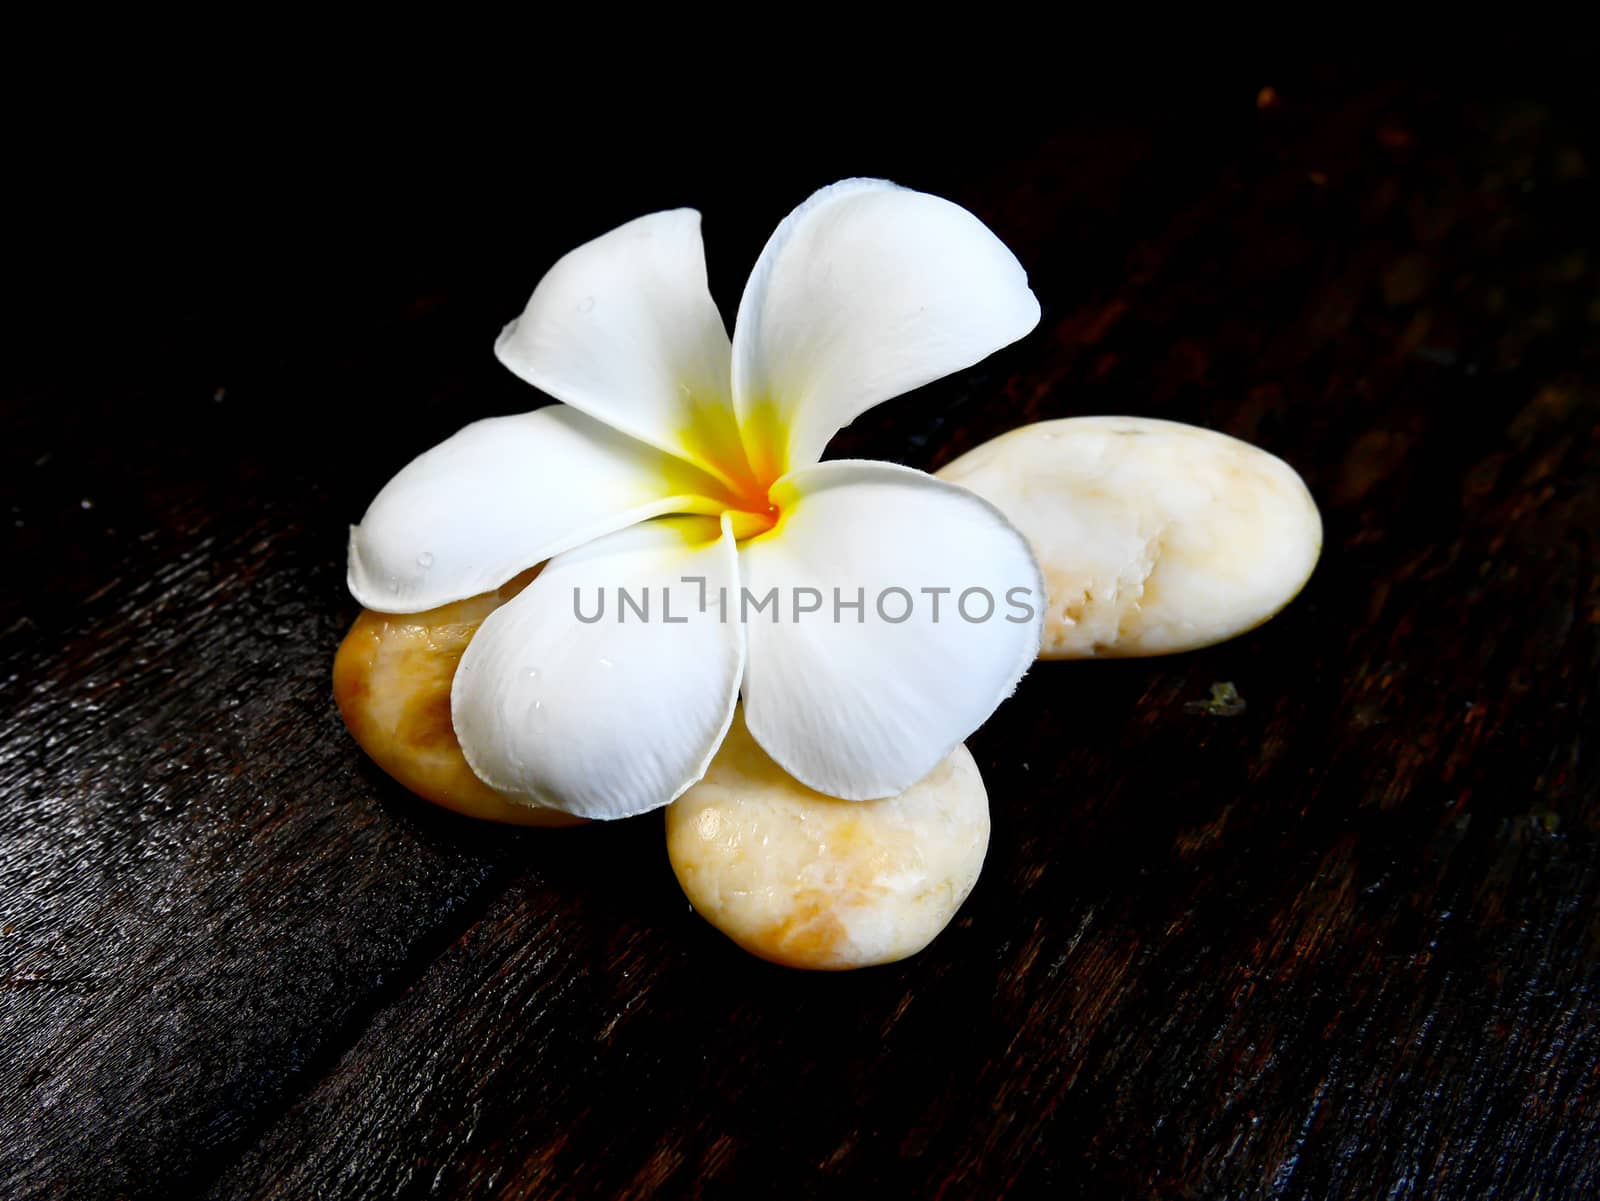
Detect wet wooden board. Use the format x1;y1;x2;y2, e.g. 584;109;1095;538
3;74;1599;1199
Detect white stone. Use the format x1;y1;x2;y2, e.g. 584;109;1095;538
666;709;989;970
937;416;1322;658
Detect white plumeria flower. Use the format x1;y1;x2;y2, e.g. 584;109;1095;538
348;179;1044;820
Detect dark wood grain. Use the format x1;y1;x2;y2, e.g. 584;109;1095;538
4;72;1599;1199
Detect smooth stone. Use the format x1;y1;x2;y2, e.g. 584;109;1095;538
332;568;581;826
937;416;1322;658
666;708;988;970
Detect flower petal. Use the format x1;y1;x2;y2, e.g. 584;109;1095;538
494;209;755;491
738;460;1042;799
348;405;726;613
731;179;1040;479
452;515;743;819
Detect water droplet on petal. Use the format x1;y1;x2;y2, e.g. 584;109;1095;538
416;551;434;569
597;657;613;669
578;295;595;313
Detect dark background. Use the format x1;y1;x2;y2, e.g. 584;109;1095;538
3;54;1599;1199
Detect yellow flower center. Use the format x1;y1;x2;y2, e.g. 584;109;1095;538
724;502;781;541
704;467;782;542
674;394;790;544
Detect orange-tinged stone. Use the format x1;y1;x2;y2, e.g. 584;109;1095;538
666;708;988;970
332;569;582;826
